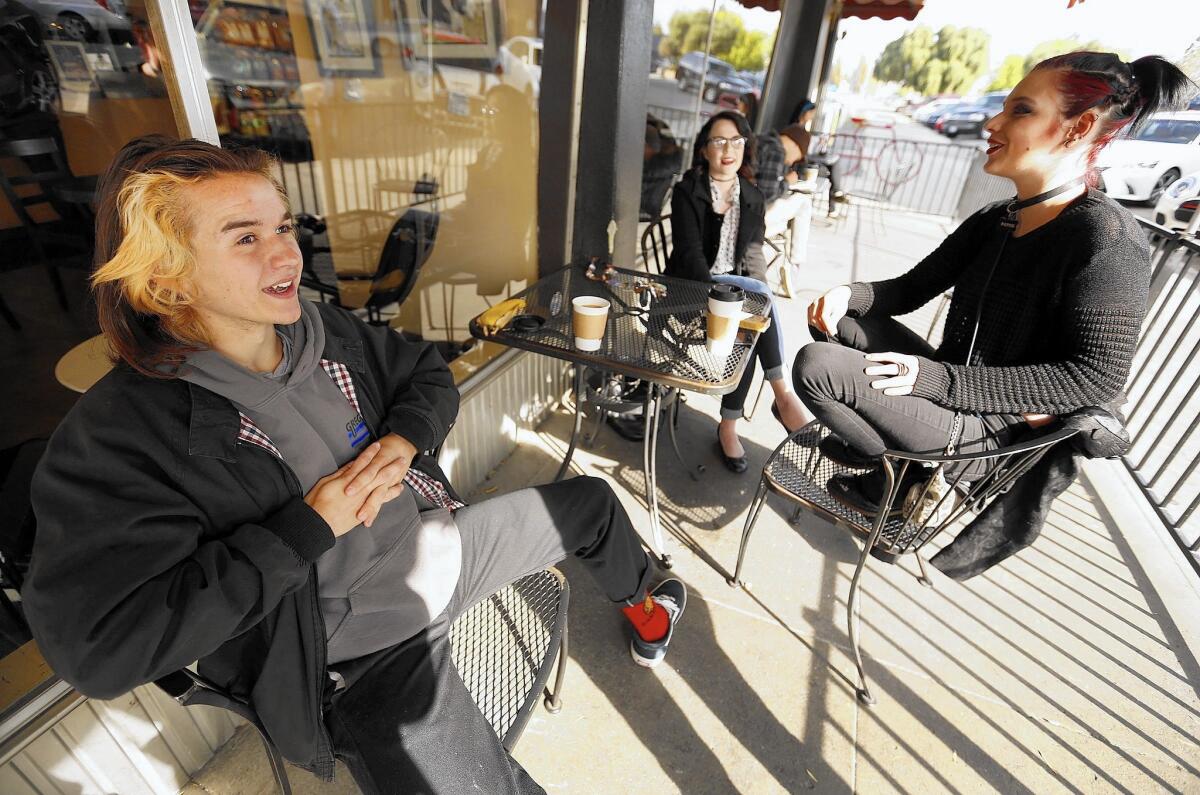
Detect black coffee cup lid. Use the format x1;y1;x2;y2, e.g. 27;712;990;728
709;283;744;302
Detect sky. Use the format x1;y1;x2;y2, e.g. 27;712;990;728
652;0;1199;72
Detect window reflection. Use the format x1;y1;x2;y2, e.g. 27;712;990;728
0;0;176;658
197;0;543;363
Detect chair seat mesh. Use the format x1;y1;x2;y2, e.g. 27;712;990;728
765;423;938;555
450;570;564;741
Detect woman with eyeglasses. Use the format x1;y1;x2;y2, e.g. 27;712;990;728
666;110;812;472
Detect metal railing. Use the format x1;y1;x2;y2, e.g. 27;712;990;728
1126;219;1200;566
820;132;982;217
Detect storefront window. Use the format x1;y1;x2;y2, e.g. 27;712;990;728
195;0;543;365
0;0;178;658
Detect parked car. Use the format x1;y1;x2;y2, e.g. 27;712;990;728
927;101;976;129
911;97;961;124
937;105;990;138
1096;111;1200;203
675;51;753;103
1152;168;1199;231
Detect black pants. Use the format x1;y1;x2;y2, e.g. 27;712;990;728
328;477;654;795
792;316;1025;475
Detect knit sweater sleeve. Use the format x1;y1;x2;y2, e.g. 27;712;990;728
847;208;994;318
911;230;1150;414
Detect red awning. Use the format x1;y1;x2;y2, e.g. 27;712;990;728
735;0;924;21
840;0;924;21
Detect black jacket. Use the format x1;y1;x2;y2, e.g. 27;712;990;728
665;169;768;284
22;303;460;779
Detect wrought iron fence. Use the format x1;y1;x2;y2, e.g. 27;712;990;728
820;132;982;217
1126;219;1200;567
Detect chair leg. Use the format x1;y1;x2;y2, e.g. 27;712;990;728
46;264;68;310
254;728;292;795
544;622;568;714
584;406;605;448
729;478;770;587
0;293;18;330
915;553;934;588
848;519;885;706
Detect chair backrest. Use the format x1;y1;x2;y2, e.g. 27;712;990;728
366;207;439;310
639;215;671;275
0;137;74;230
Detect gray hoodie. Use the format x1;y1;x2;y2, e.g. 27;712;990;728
180;300;461;663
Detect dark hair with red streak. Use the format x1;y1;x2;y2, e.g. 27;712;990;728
1033;52;1196;184
92;135;283;378
691;110;757;182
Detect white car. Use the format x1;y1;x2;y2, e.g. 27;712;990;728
1096;111;1200;203
1152;169;1199;231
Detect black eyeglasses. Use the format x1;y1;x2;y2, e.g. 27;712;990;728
706;136;747;150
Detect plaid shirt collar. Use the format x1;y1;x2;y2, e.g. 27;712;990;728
236;359;463;510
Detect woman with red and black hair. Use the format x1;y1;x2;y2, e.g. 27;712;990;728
795;53;1194;516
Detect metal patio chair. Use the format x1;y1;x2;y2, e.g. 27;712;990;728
156;568;569;795
729;420;1078;705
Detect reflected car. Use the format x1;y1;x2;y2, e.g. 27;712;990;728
927;101;976;129
0;0;56;114
1096;111;1200;203
675;51;753;103
34;0;130;43
1151;169;1199;231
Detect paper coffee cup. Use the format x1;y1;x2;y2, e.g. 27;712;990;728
572;296;610;351
803;165;819;182
706;284;745;356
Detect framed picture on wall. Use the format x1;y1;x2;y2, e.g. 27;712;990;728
44;41;96;92
304;0;380;76
403;0;500;61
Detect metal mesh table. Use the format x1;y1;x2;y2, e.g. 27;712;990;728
470;264;769;566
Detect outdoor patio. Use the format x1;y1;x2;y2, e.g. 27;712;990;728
185;204;1200;794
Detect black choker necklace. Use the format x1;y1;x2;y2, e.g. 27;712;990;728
710;175;737;183
1002;176;1085;228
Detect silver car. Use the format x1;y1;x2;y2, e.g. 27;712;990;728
34;0;130;44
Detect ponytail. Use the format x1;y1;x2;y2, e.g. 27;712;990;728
1126;55;1195;133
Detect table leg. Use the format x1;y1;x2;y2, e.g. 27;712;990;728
664;388;702;481
554;366;586;482
642;385;672;569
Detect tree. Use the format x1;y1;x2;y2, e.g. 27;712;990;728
853;57;870;92
873;25;988;96
1022;37;1125;74
658;9;761;70
725;29;768;72
988;55;1025;91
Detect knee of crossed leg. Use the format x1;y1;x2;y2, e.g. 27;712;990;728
792;341;850;405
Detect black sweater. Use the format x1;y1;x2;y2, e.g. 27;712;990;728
847;188;1150;415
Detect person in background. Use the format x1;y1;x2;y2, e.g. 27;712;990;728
22;135;688;795
790;98;847;218
666;111;812;472
794;53;1192;516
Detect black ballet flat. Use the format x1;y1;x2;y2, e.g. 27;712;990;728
715;438;748;474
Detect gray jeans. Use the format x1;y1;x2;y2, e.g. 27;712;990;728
793;316;1026;475
328;476;654;795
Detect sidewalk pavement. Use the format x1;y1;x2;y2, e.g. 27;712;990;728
187;205;1200;794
